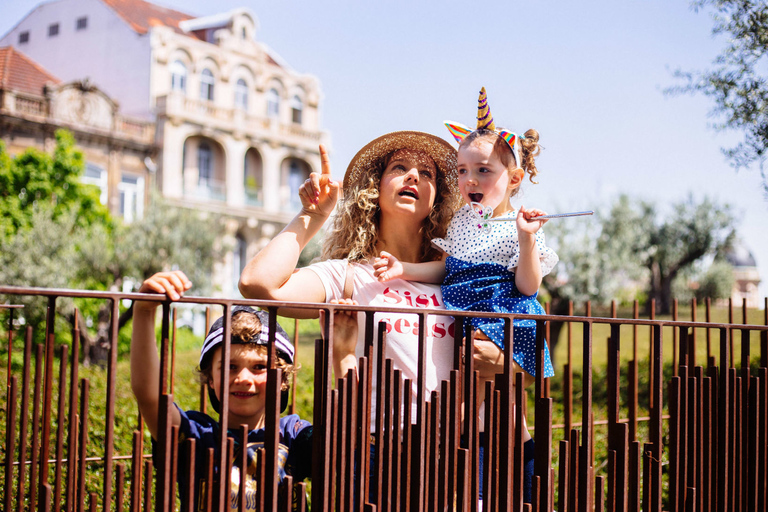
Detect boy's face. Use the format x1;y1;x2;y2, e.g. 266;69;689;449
209;344;268;429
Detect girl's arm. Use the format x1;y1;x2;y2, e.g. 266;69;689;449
130;271;189;440
238;145;338;318
373;251;447;283
514;206;547;296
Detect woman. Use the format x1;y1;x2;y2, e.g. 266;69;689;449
239;132;472;392
239;131;521;500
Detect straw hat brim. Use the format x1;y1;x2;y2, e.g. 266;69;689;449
343;131;459;201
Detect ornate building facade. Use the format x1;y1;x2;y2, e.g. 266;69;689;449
1;0;329;297
0;46;155;223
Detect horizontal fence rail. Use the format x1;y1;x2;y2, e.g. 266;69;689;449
0;286;767;512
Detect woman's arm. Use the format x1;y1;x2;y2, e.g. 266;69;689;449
514;206;547;296
130;271;189;439
239;145;338;317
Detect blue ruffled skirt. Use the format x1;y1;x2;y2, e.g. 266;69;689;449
442;256;554;377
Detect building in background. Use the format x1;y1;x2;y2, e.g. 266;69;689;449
0;46;155;223
726;240;762;309
1;0;329;297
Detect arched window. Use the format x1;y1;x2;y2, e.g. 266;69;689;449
288;160;306;210
266;88;280;118
200;68;215;101
170;60;187;92
235;78;248;111
198;142;212;185
232;234;247;293
291;95;303;125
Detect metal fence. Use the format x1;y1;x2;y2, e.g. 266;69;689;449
1;285;767;512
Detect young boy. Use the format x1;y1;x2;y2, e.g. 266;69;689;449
130;270;313;511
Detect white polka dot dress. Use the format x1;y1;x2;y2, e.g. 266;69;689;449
433;204;559;377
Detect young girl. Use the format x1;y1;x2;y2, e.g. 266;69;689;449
373;87;558;379
372;88;558;503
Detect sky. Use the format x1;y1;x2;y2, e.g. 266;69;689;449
2;0;767;304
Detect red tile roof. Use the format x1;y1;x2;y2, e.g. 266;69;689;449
0;46;60;95
100;0;193;35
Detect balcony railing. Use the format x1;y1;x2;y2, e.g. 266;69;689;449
184;178;226;202
244;188;263;207
2;91;154;144
156;93;325;143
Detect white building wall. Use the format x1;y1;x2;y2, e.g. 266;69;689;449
0;0;152;118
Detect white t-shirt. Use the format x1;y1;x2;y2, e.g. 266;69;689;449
307;259;456;419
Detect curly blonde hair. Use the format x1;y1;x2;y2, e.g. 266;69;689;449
322;150;460;263
460;128;542;199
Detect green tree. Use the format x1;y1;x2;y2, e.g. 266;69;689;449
0;131;227;365
669;0;768;192
543;194;736;353
600;195;736;315
0;130;111;238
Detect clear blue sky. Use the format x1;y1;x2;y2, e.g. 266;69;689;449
2;0;767;305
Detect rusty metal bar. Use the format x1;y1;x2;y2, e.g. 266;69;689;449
578;320;593;512
30;342;44;512
54;344;68;512
39;296;57;508
77;379;89;512
15;326;32;512
4;375;18;512
101;297;120;512
116;463;126;512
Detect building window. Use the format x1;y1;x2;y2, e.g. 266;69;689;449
232;234;247;294
170;60;187;92
235;79;248;111
266;88;279;119
200;69;214;101
119;173;144;223
19;31;29;44
198;142;212;185
76;17;87;31
48;23;59;37
242;27;247;40
291;95;303;125
82;163;108;205
244;149;262;206
288;160;306;210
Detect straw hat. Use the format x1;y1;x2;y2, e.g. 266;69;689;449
343;131;459;201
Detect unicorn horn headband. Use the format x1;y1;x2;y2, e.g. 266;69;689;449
444;87;523;167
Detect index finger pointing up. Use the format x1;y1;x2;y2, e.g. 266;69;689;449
319;144;331;177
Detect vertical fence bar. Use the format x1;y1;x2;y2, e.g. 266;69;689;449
77;379;89;512
534;318;552;512
630;301;639;443
101;298;120;512
16;326;32;512
650;324;663;512
30;342;45;512
717;328;730;512
39;296;57;506
66;313;81;512
54;345;68;512
4;376;18;512
579;320;593;512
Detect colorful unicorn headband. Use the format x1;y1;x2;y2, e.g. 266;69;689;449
444;87;523;167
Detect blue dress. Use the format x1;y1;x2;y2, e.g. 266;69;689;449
432;204;558;377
